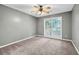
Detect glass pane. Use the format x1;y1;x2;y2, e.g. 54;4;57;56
45;20;51;36
51;17;62;35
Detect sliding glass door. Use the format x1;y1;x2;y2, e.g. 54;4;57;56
44;17;62;39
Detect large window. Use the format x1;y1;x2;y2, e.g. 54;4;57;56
44;17;62;39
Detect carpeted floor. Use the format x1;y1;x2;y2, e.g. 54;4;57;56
0;36;78;55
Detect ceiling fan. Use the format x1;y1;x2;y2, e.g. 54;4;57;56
32;4;52;15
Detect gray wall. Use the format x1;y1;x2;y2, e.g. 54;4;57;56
37;11;72;39
0;5;36;46
72;4;79;51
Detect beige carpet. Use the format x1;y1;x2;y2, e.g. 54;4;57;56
0;36;78;55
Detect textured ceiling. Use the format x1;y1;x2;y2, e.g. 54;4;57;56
4;4;74;17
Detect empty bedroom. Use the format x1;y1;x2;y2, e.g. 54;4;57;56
0;4;79;55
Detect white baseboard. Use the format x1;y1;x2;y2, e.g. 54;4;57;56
36;35;44;37
71;40;79;54
37;35;72;42
62;39;72;42
0;35;35;48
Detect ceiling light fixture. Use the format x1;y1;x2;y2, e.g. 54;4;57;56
32;4;52;15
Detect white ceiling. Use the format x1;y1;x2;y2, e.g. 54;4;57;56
4;4;74;17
